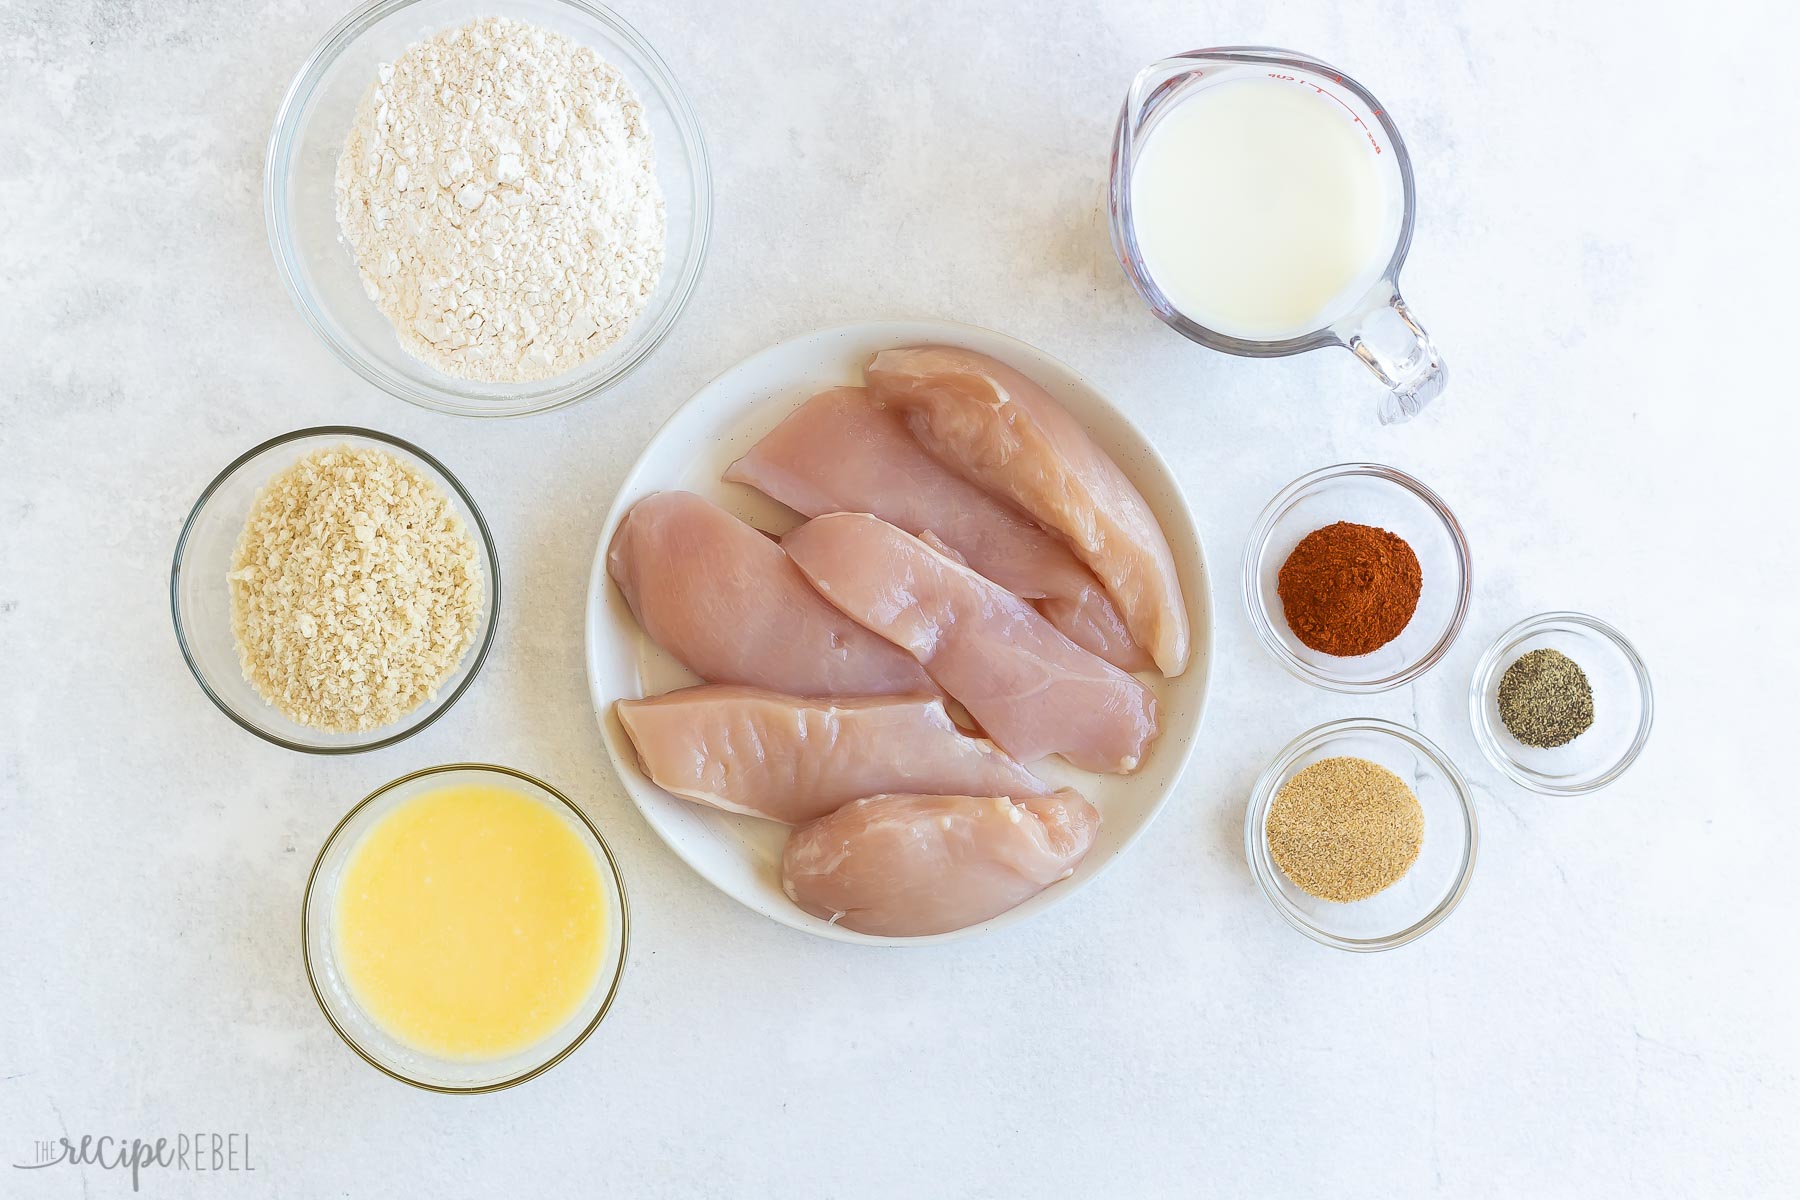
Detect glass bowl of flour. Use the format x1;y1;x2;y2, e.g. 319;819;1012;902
267;0;711;417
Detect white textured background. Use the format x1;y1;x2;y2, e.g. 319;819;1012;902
3;0;1797;1196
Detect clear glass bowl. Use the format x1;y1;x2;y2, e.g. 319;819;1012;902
1469;611;1654;795
170;427;500;753
1243;462;1471;692
265;0;712;417
303;764;629;1092
1245;718;1477;952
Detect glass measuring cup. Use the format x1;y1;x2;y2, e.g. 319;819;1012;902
1109;47;1446;423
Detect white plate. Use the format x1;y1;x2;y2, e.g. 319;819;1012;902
585;320;1213;944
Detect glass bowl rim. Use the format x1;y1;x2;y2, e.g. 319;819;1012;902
1240;461;1472;693
301;761;632;1094
169;424;502;755
1467;609;1655;795
1243;716;1478;952
262;0;714;419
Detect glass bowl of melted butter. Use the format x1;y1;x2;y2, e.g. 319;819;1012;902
303;763;629;1092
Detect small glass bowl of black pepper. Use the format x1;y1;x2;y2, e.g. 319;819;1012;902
1468;612;1653;794
1243;463;1472;693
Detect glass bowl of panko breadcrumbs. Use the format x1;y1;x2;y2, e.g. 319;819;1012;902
172;427;500;753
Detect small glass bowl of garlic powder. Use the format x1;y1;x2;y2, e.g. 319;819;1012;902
1245;718;1477;951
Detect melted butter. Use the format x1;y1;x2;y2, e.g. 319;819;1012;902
334;782;605;1061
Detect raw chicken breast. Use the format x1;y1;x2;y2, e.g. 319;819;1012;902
724;387;1150;671
1038;589;1147;674
782;513;1158;773
781;789;1101;937
614;685;1049;824
866;346;1191;677
607;492;934;697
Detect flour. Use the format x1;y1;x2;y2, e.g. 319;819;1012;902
334;17;666;384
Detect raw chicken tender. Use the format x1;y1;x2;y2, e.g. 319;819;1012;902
781;789;1101;937
607;491;933;697
614;685;1049;825
782;512;1158;773
866;346;1191;676
724;387;1150;671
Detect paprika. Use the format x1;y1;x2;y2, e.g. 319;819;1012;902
1276;521;1421;656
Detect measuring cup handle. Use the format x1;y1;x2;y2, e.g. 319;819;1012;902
1338;285;1447;424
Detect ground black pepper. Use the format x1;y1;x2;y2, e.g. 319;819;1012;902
1497;648;1595;748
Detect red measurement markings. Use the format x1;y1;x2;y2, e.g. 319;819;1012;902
1265;70;1386;154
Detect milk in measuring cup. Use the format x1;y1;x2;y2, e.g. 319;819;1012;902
1128;76;1398;342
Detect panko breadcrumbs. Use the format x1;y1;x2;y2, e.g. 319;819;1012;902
227;445;483;733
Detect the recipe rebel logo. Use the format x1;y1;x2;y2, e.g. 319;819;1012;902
12;1131;255;1192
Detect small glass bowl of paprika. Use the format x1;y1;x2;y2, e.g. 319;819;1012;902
1242;463;1471;693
